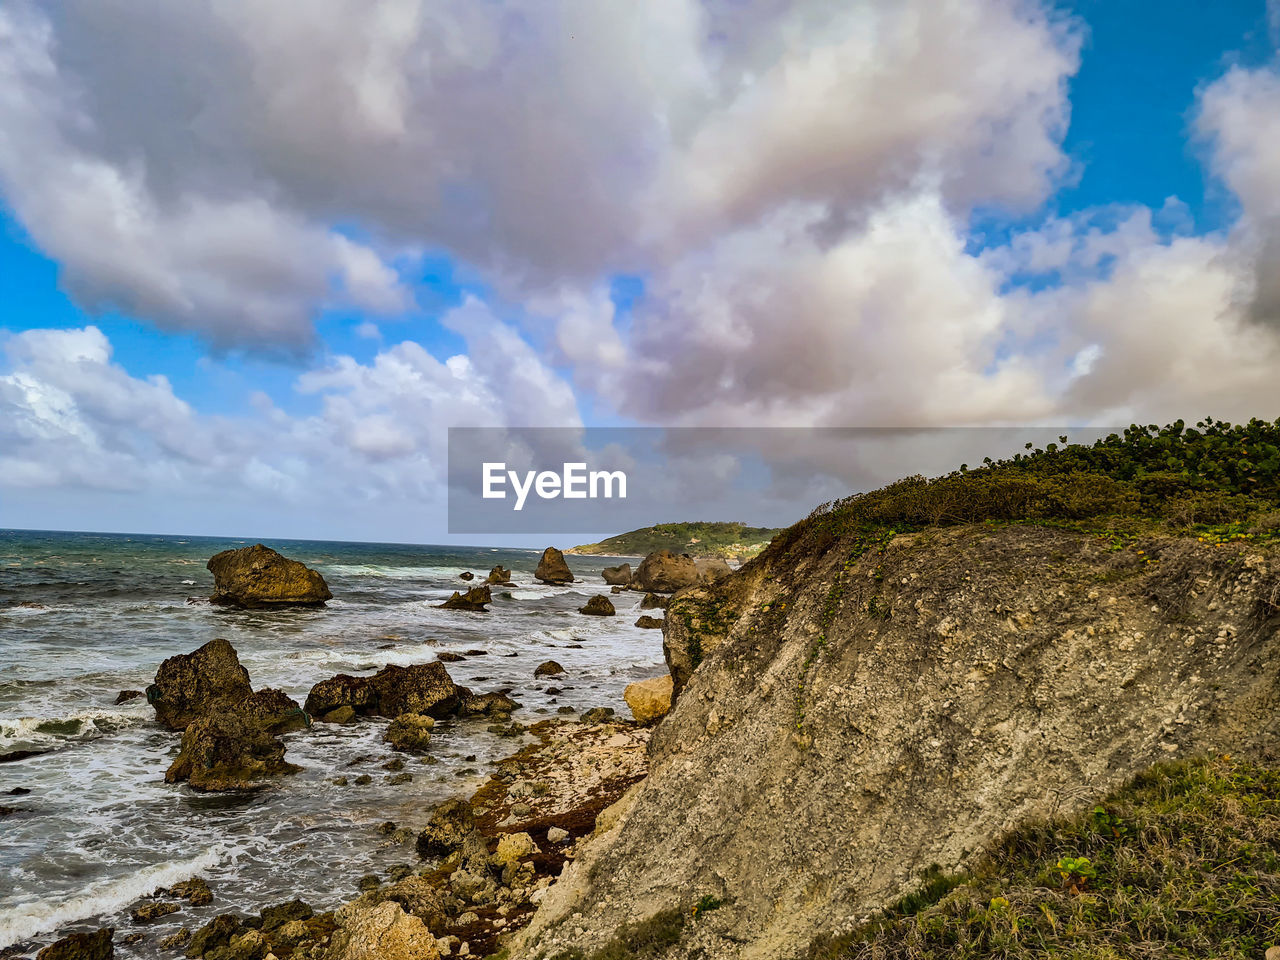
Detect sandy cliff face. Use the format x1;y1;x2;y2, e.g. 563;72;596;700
511;524;1280;959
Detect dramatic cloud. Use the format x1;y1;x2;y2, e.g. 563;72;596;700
0;0;1080;346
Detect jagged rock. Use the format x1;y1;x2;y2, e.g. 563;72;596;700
458;571;474;581
147;638;253;731
206;544;331;608
610;585;625;594
578;595;616;616
131;901;179;923
304;663;461;720
168;878;213;906
415;798;478;858
160;930;191;950
487;565;515;585
165;712;300;791
494;832;538;866
579;707;615;724
384;713;434;753
533;661;565;678
239;688;309;735
259;900;312;932
696;557;733;583
634;615;664;629
226;929;268;960
631;550;699;593
534;548;573;584
640;592;669;610
624;675;673;724
187;914;243;957
376;876;448;930
437;585;491;611
514;524;1280;960
601;564;631;585
458;691;520;718
435;652;465;663
114;690;144;705
325;902;440;960
37;929;113;960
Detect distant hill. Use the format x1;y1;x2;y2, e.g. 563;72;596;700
568;522;782;560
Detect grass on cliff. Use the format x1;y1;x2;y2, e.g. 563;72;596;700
809;755;1280;960
778;418;1280;557
571;522;782;560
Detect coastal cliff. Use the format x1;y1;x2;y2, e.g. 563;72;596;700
510;421;1280;959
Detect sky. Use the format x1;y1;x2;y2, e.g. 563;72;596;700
1;0;1279;543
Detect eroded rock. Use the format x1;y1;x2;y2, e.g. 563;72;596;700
601;564;631;586
623;675;673;724
578;595;615;616
631;550;699;593
534;548;573;585
305;663;461;720
206;544;331;608
147;638;253;731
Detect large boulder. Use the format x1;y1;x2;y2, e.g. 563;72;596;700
325;901;439;960
37;929;113;960
631;550;699;593
415;797;479;858
623;675;673;724
578;595;616;616
458;691;520;717
696;557;733;584
147;638;253;731
165;711;301;791
534;547;574;584
206;544;331;608
487;565;515;585
437;585;491;611
601;563;632;586
305;663;461;720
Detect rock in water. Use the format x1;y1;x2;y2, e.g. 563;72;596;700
114;690;144;705
511;524;1280;960
458;571;474;580
487;565;515;585
165;711;301;791
239;688;310;735
696;557;733;583
631;549;699;592
206;543;331;608
578;594;616;616
305;663;461;720
640;592;669;610
437;585;491;611
624;675;673;723
147;638;253;731
415;797;479;858
634;615;664;629
36;929;113;960
325;901;439;960
458;691;520;717
534;660;565;678
384;713;434;753
601;563;631;585
534;547;573;584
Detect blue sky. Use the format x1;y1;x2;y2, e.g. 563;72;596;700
1;0;1278;542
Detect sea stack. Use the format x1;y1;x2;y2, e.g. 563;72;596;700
534;547;574;584
206;544;332;608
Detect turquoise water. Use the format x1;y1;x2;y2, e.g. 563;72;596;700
0;530;658;956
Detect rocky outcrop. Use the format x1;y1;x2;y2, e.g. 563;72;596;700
631;550;699;593
512;525;1280;960
305;663;461;720
325;901;439;960
695;557;733;583
534;547;573;584
458;691;519;718
239;688;310;735
601;563;632;585
635;615;664;629
165;711;301;791
37;929;113;960
147;638;253;730
578;594;616;616
415;797;479;858
206;544;331;608
437;585;491;611
624;675;673;723
487;565;515;585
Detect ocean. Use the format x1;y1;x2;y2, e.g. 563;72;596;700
0;529;659;956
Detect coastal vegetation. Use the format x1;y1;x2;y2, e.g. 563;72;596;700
570;522;782;560
809;755;1280;959
780;418;1280;557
